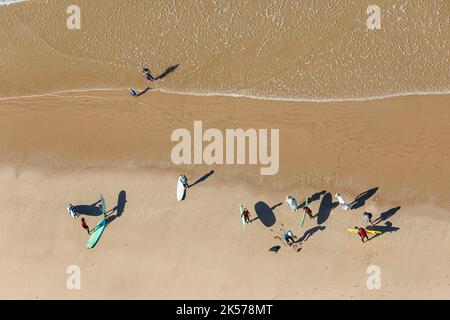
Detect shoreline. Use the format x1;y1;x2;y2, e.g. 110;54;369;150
1;86;450;104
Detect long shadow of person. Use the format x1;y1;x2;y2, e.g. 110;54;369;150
317;192;335;225
300;226;326;242
298;190;327;209
299;226;326;242
105;191;127;226
367;221;400;241
72;200;102;216
116;190;127;217
136;87;151;97
373;206;401;225
350;187;378;210
253;201;281;227
155;64;179;80
190;170;214;188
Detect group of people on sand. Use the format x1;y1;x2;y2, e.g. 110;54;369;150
334;193;376;243
67;200;114;236
129;67;157;97
240;191;379;252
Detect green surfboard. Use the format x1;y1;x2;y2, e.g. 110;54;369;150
86;194;107;249
300;197;308;228
100;193;106;215
86;218;106;249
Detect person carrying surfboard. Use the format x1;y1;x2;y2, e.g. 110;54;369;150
304;205;314;220
362;212;374;226
356;226;369;243
81;218;90;235
241;206;252;224
335;193;350;210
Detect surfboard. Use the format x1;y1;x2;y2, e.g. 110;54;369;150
87;219;106;249
177;177;186;201
239;205;246;230
66;206;76;219
300;198;308;228
346;228;381;235
100;194;106;215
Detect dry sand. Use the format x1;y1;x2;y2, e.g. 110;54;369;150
0;91;449;299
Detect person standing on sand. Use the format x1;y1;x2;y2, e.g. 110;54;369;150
180;174;190;189
241;206;252;224
335;193;350;210
286;195;299;212
304;205;314;220
356;226;369;243
81;218;90;235
362;212;374;226
67;203;79;218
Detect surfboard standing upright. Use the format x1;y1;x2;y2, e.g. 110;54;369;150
86;194;107;249
239;205;246;230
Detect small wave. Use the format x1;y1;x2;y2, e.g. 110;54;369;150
0;0;29;6
0;87;448;104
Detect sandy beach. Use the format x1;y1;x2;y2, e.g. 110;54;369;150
0;91;449;299
0;0;449;299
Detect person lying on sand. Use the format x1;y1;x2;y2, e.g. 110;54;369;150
286;195;298;212
272;226;301;252
335;193;350;210
81;218;90;235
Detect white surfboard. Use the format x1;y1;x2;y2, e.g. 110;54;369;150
177;177;187;201
66;206;76;219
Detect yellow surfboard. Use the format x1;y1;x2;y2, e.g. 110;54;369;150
347;228;381;235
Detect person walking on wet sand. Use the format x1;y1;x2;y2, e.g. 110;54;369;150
81;218;90;235
142;67;156;82
356;226;369;243
362;212;374;226
129;88;138;97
